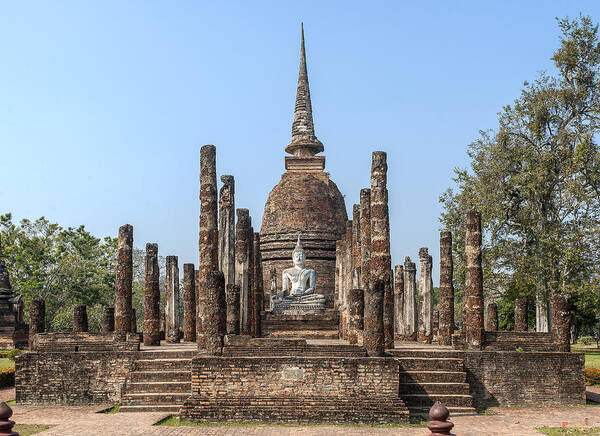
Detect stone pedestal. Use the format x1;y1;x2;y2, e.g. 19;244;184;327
143;243;160;346
115;224;133;341
73;305;88;333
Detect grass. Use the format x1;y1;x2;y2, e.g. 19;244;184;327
0;358;14;370
585;353;600;369
13;424;53;436
155;415;428;428
6;400;15;406
536;427;600;435
98;404;120;414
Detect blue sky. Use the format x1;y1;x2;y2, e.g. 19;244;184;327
2;1;600;284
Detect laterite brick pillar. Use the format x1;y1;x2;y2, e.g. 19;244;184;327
438;231;455;345
102;307;114;334
348;288;364;345
73;304;88;333
394;265;404;339
29;299;45;351
143;243;160;346
514;297;528;331
183;263;196;342
226;284;241;335
552;293;570;352
464;210;484;348
486;302;498;331
115;224;133;341
418;248;433;344
364;279;385;356
165;256;180;343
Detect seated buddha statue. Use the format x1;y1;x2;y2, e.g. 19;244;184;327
271;235;325;313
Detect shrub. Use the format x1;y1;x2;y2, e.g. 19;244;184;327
579;336;595;346
0;350;22;360
0;367;15;388
585;367;600;385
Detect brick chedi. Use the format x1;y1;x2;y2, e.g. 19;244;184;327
165;255;180;343
260;25;347;310
114;224;133;341
183;263;196;342
0;235;27;349
143;243;160;346
464;210;485;348
438;231;455;345
418;248;434;343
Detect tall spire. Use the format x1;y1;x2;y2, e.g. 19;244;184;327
286;23;324;157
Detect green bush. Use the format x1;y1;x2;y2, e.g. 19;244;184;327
585;367;600;385
0;350;21;360
579;337;595;346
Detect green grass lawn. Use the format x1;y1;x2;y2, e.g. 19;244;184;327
585;353;600;369
0;358;14;370
537;427;600;435
13;424;52;436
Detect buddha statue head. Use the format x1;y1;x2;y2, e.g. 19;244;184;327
292;234;306;267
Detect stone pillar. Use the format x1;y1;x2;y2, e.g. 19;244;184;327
348;288;364;345
418;248;434;343
351;204;361;288
218;175;235;288
143;243;160;346
115;224;133;341
102;307;115;334
433;310;439;340
335;240;341;310
486;302;498;331
341;220;353;340
73;304;88;333
251;233;263;337
552;293;570;352
464;210;485;348
197;144;224;352
369;152;393;349
226;284;241;335
403;257;418;341
165;255;180;343
235;209;252;335
394;265;404;339
364;279;385;356
514;297;528;331
131;308;137;334
183;263;196;342
438;231;455;346
359;188;371;291
29;299;45;351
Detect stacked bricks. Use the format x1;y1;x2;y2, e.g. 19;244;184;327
226;284;241;335
551;293;570;352
183;264;196;342
143;243;160;346
165;256;180;343
219;175;235;289
464;210;485;348
197;144;226;354
101;307;114;334
235;209;253;335
514;297;528;331
351;204;361;288
369;152;393;350
73;305;88;333
364;279;385;356
251;233;263;337
393;265;404;339
438;231;455;345
403;257;417;340
486;302;498;331
418;248;433;343
348;288;364;345
114;224;133;341
29;299;45;351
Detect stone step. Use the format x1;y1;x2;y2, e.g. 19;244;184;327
398;382;470;395
121;392;190;405
135;358;191;371
120;404;182;413
389;349;462;359
129;370;191;383
397;357;464;372
400;394;473;408
483;344;557;352
399;371;466;384
409;406;477;415
125;381;191;394
137;350;196;359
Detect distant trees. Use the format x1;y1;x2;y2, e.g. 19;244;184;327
440;16;600;337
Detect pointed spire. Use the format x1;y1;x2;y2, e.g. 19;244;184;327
286;23;324;157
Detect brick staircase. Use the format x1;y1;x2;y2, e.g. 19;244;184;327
483;331;557;352
390;349;475;414
120;350;194;413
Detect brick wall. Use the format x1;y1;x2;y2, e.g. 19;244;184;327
16;351;136;404
462;351;585;407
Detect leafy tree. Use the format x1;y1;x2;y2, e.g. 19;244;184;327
440;16;600;335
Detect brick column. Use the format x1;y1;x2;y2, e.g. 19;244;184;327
403;257;417;341
165;255;180;343
464;210;485;348
29;299;45;351
514;297;528;331
73;304;88;333
218;175;235;289
143;243;160;346
438;231;455;345
252;233;263;337
351;204;361;288
341;220;352;340
197;144;225;353
348;288;364;345
364;279;385;356
131;308;137;334
486;302;498;331
418;248;434;343
235;209;252;335
552;293;570;352
115;224;133;341
369;152;393;350
433;310;439;340
102;307;114;334
359;188;371;295
226;284;241;335
183;263;196;342
394;265;404;339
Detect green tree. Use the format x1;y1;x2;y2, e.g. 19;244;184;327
440;16;600;335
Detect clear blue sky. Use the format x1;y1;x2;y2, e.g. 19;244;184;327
2;1;600;284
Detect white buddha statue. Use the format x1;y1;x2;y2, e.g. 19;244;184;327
271;235;325;313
